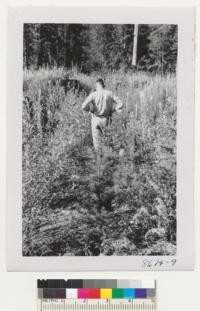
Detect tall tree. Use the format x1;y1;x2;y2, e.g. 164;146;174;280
23;23;178;73
144;25;178;73
132;24;139;66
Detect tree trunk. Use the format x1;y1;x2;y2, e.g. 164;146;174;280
132;24;139;66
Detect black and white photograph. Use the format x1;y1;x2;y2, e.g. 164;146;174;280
22;23;177;257
6;6;194;270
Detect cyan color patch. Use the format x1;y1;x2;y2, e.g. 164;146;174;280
123;288;135;298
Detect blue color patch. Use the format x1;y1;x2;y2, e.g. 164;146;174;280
135;288;147;298
123;288;135;298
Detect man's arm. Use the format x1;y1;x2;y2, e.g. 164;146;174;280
82;93;94;112
111;93;123;113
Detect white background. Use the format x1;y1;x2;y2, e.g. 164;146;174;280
0;0;199;310
6;6;194;272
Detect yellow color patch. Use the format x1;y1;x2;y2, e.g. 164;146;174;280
100;288;112;299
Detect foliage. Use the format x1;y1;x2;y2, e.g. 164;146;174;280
23;68;176;256
23;24;177;73
142;25;178;73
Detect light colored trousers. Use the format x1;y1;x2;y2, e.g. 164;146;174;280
91;115;109;150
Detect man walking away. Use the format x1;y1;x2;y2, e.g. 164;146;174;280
82;78;123;150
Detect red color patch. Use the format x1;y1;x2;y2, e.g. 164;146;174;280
88;288;100;299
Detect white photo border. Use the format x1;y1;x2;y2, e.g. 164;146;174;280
7;6;195;271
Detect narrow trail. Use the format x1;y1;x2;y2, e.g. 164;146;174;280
23;71;176;257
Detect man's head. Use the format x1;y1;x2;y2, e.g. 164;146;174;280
95;78;105;91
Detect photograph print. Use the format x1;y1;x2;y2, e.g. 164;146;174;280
22;23;177;257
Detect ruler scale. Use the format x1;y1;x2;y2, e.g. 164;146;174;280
37;280;156;311
38;300;156;311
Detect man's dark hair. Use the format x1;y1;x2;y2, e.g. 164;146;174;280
96;78;105;88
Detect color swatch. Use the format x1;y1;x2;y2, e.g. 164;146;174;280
37;279;156;300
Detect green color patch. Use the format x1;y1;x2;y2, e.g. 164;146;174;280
112;288;124;298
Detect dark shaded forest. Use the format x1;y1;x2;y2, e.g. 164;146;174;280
23;23;177;256
23;24;177;73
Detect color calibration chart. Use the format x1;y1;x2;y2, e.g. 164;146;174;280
37;279;156;310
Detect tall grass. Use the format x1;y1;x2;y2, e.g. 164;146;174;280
23;68;176;256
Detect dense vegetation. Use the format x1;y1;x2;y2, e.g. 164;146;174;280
23;68;176;256
23;24;177;73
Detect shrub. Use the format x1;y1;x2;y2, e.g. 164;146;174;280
23;68;176;256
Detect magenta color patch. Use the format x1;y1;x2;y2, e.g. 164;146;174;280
78;288;89;299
